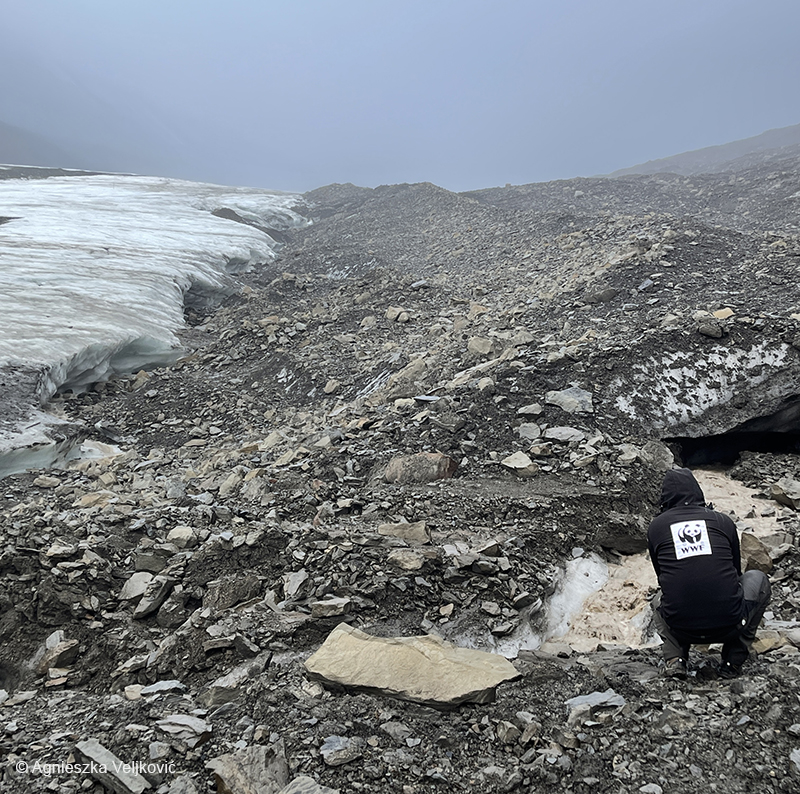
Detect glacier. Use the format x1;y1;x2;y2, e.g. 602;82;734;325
0;170;307;476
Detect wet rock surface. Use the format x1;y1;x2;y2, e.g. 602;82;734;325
2;153;800;792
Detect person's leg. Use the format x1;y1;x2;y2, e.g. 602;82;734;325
652;592;690;662
721;571;772;670
740;570;771;644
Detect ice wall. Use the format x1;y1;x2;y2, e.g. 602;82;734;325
0;173;307;470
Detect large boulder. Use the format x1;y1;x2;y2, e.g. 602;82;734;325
741;532;774;574
383;452;458;484
304;624;519;708
771;477;800;511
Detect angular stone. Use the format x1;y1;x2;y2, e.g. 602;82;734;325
565;689;625;710
752;630;784;653
140;680;185;696
543;426;586;443
741;532;773;574
384;452;458;484
133;576;174;619
35;636;80;675
156;714;212;748
206;743;289;794
517;423;541;441
377;520;430;544
320;735;362;767
698;321;723;338
283;569;309;599
166;526;197;549
545;386;594;414
119;572;154;602
304;624;520;707
467;337;498;357
74;738;151;794
771;478;800;510
500;451;539;477
311;597;352;618
497;720;521;744
387;549;426;570
203;573;261;612
199;655;270;707
168;776;199;794
278;776;339;794
157;592;188;629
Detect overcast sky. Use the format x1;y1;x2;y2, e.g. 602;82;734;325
2;0;799;192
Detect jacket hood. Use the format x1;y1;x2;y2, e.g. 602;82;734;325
660;467;706;511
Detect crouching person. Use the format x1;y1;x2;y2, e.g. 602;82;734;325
647;467;771;678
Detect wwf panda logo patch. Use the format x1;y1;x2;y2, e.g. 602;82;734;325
670;520;712;559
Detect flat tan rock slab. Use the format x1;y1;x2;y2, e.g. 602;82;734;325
304;624;519;708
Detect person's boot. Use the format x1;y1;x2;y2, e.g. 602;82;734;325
718;660;742;679
663;657;688;679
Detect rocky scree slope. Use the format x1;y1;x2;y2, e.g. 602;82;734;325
2;161;800;792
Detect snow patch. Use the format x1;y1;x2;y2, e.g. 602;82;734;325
612;342;791;428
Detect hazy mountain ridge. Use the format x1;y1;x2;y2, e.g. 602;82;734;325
0;119;86;170
609;122;800;177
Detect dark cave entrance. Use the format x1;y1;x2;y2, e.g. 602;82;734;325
665;396;800;466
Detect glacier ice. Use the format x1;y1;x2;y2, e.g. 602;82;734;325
0;172;306;472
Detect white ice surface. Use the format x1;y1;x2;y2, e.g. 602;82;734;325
490;553;611;658
543;554;610;640
0;173;306;463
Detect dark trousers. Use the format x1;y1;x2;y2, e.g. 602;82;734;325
652;570;772;667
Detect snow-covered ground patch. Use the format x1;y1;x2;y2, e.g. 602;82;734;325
0;173;306;471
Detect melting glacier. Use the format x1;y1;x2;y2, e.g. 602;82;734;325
0;171;306;474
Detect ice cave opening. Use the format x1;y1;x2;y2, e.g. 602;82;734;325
665;396;800;466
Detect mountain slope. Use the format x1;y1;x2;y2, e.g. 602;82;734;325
0;119;85;168
609;122;800;177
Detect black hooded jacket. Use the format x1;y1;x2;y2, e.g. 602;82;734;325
647;468;744;633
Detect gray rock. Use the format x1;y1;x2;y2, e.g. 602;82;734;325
133;575;174;619
199;654;270;707
377;520;430;544
384;452;458;483
741;532;773;574
139;680;185;696
206;743;289;794
168;777;199;794
278;776;339;794
34;637;80;675
156;714;212;748
543;426;586;443
545;386;594;414
311;596;352;618
203;573;261;612
791;747;800;775
500;451;539;477
319;735;362;767
517;422;541;441
74;738;151;794
771;477;800;510
564;688;625;710
283;569;309;598
119;572;154;602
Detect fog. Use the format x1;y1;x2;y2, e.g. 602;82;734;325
2;0;799;192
